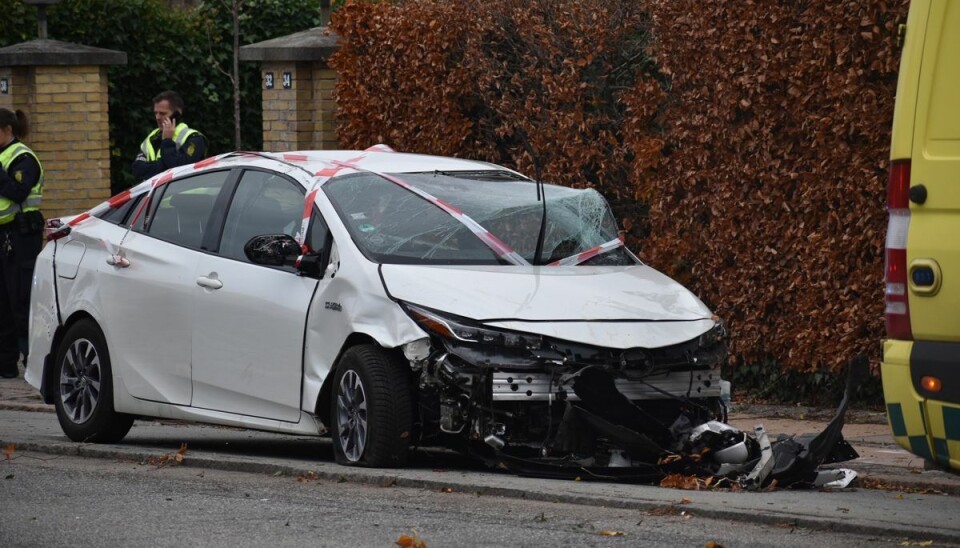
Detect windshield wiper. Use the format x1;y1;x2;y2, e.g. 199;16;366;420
516;128;549;265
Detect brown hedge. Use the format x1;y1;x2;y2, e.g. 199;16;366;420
330;0;909;374
644;1;907;372
330;0;664;222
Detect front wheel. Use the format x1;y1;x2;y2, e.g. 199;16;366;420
53;319;133;443
331;345;412;467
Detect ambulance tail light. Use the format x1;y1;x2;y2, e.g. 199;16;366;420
885;160;912;340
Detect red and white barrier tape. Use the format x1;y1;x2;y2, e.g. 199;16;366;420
48;146;543;269
547;236;624;267
46;153;244;242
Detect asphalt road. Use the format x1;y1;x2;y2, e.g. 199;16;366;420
0;449;936;548
1;409;959;546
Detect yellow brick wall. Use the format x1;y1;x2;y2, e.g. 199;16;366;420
312;66;338;150
261;61;339;152
27;65;112;220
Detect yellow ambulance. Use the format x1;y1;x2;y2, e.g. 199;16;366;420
883;0;960;471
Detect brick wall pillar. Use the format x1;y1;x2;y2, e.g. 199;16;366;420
240;27;340;153
313;66;338;150
0;40;125;220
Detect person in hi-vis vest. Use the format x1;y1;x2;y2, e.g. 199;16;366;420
132;90;206;182
0;108;43;379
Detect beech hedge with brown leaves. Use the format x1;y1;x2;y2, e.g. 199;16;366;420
644;1;907;373
330;0;908;374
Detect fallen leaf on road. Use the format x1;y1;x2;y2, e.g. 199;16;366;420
145;443;188;468
598;530;624;537
660;473;707;490
174;443;187;463
3;443;15;461
706;542;725;548
297;471;318;483
396;529;426;548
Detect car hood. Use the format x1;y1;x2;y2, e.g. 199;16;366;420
380;264;717;348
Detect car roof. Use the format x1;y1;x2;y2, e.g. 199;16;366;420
272;150;518;176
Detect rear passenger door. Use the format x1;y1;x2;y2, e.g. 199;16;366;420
908;0;960;341
98;170;232;406
190;168;319;422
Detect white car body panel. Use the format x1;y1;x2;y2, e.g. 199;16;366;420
191;254;317;423
104;396;326;436
484;319;716;349
96;229;199;407
299;203;429;416
287;150;512;176
56;240;85;279
380;264;713;321
25;244;57;390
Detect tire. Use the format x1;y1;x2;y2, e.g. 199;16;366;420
53;319;133;443
330;345;413;467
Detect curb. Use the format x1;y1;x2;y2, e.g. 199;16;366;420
3;400;958;495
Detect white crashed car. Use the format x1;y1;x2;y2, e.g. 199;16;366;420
26;147;727;470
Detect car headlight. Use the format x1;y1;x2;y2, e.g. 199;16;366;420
402;303;542;350
698;318;727;348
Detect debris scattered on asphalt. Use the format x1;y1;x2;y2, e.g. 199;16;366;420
491;358;868;491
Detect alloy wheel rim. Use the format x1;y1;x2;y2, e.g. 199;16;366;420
59;338;102;424
336;370;368;462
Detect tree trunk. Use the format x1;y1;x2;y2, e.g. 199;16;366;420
232;0;242;149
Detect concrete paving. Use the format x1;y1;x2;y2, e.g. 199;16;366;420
2;373;958;496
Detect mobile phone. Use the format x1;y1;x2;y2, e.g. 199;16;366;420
171;111;182;125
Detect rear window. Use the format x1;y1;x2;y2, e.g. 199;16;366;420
96;194;145;226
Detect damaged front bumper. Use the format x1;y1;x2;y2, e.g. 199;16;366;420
403;304;863;489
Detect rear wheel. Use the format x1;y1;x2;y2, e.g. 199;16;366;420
331;345;412;467
54;320;133;443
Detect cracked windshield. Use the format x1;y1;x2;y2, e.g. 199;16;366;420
323;171;635;265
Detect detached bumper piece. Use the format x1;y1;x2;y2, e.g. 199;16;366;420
487;358;866;490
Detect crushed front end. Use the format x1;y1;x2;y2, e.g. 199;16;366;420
401;303;728;479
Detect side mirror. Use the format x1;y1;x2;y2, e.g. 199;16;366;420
244;234;301;267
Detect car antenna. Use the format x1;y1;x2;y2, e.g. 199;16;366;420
516;128;548;265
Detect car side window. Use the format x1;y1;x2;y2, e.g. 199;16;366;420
97;194;144;226
218;169;304;263
145;171;229;249
307;211;330;253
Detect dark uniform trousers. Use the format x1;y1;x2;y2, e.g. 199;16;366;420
0;220;42;375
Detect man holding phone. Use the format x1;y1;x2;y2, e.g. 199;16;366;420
132;90;207;182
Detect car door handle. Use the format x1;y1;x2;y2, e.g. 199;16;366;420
105;255;130;268
196;276;223;290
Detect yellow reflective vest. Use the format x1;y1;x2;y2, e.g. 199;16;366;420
0;141;43;226
139;123;201;161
